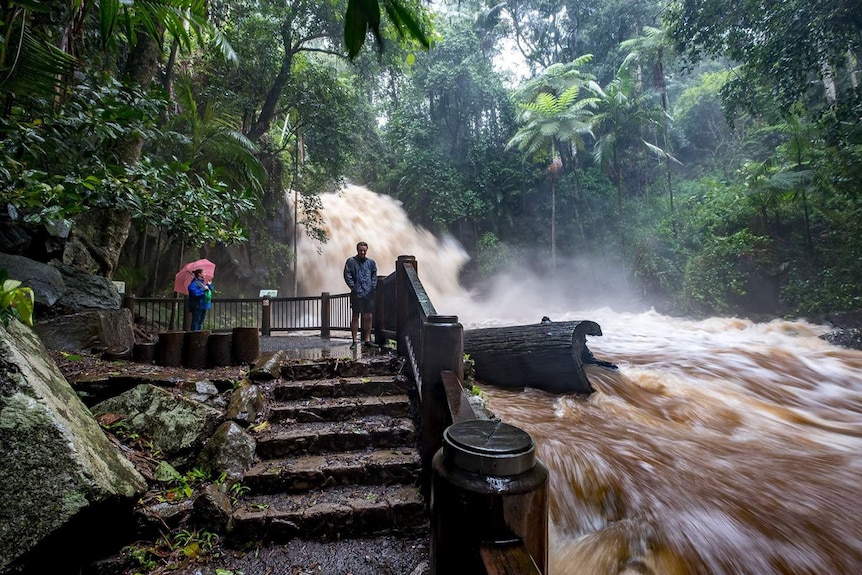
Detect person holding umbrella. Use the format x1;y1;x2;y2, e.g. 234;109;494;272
187;269;213;331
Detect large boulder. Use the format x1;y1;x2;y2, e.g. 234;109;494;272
0;320;147;573
33;308;136;354
0;252;65;307
91;385;224;468
53;262;121;309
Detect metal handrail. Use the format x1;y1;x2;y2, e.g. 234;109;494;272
124;293;352;335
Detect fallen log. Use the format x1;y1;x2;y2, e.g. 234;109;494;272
463;320;610;394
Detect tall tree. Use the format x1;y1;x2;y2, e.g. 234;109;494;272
508;59;599;270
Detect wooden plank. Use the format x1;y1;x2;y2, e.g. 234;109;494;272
442;370;478;423
479;542;542;575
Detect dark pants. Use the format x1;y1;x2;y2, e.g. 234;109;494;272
191;309;207;331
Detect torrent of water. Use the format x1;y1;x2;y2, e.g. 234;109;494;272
296;185;862;575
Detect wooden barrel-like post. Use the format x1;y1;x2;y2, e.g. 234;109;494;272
158;331;185;366
232;327;260;365
320;292;331;340
396;255;417;357
261;299;272;336
182;330;211;368
207;332;233;367
431;420;548;575
133;341;158;364
419;314;463;496
122;294;135;314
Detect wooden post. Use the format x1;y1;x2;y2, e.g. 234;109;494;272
232;327;260;365
261;298;272;336
181;298;191;331
122;293;135;314
419;314;463;497
320;292;331;340
373;278;384;347
157;331;185;367
182;330;211;368
431;420;549;575
207;332;233;367
396;255;417;357
133;341;158;364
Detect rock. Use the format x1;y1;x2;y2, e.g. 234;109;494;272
197;421;257;482
134;498;196;538
226;381;265;425
63;208;132;277
33;308;136;354
193;483;233;530
0;252;65;306
0;319;147;573
52;261;121;309
91;384;223;468
0;218;32;254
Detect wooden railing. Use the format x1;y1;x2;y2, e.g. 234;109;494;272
124;292;351;336
379;255;546;575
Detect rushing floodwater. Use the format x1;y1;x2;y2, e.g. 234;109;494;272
298;185;862;575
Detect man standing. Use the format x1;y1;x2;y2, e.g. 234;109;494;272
343;241;377;347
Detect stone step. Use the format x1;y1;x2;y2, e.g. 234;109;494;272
243;448;421;494
255;416;416;459
272;375;409;401
228;483;426;543
279;355;405;381
267;394;412;423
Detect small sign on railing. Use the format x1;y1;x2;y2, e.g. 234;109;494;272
259;289;278;298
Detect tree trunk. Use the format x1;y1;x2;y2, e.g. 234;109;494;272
463;320;607;394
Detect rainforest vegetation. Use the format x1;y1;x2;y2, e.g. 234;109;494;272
1;0;860;318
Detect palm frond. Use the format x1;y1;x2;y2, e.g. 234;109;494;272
0;29;77;98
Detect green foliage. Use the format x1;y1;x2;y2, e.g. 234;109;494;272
0;270;35;327
0;80;255;246
681;230;773;315
462;354;475;387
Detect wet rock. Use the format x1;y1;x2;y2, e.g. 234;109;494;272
197;421;257;482
226;380;265;424
0;252;65;306
91;384;223;468
193;484;233;531
33;308;136;354
0;319;146;573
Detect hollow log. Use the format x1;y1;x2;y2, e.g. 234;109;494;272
182;330;211;369
157;331;185;367
463;320;603;394
232;327;260;365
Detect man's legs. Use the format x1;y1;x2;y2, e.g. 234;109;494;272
350;311;360;346
361;312;373;343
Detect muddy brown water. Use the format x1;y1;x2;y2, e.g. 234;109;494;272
473;310;862;575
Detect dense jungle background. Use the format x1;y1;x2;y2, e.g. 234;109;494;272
1;0;860;319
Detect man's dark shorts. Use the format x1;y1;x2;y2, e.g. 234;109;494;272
351;293;375;314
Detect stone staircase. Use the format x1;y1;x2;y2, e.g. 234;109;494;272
227;354;427;544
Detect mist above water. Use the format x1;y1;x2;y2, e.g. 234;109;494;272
295;184;862;575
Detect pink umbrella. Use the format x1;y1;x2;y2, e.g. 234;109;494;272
174;258;216;295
